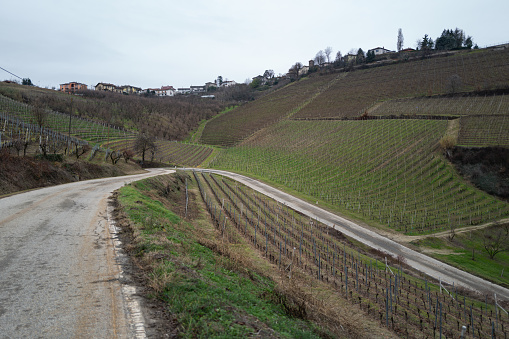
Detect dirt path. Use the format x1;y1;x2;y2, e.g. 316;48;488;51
383;218;509;244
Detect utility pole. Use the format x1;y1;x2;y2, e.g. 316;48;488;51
68;97;73;139
68;97;73;155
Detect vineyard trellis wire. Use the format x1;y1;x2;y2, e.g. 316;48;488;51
191;170;508;338
0;94;215;166
209;119;509;235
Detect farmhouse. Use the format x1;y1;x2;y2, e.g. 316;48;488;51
221;80;237;87
368;47;394;56
299;66;309;76
119;85;142;95
156;86;176;96
95;82;118;92
177;88;191;95
60;82;87;94
344;54;357;63
95;83;142;95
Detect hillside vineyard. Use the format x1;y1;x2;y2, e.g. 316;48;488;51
204;47;509;234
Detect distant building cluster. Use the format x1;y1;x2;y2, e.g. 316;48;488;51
58;79;237;97
94;83;142;95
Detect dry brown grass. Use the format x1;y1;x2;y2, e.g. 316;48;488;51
114;174;401;338
190;205;398;338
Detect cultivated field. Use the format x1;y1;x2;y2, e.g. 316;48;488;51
201;48;509;148
193;171;509;338
295;48;509;119
0;94;134;145
458;115;509;148
209;119;509;234
0;94;214;167
369;94;509;117
199;75;335;146
102;138;214;167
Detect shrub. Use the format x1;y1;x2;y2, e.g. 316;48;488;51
35;153;63;162
439;134;457;150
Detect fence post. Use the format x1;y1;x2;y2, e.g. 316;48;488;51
460;325;466;339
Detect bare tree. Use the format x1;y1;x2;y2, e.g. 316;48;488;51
324;46;333;63
483;223;509;259
448;223;456;241
134;133;156;165
22;137;31;157
263;69;275;79
11;138;24;156
74;143;90;160
334;50;343;67
33;100;48;130
397;28;404;52
447;74;462;95
335;50;342;62
123;149;134;163
289;62;303;80
314;50;326;65
109;150;122;164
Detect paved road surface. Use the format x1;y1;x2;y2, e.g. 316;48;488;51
189;168;509;301
1;166;506;338
0;168;172;338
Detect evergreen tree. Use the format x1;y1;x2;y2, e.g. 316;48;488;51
397;28;404;52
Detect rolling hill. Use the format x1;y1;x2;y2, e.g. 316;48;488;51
203;46;509;235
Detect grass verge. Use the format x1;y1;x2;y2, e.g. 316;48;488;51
411;223;509;288
115;172;338;338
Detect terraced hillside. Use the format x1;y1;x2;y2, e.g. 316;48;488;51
210;119;509;235
201;47;509;147
295;48;509;119
368;94;509;147
369;94;509;117
0;81;225;141
199;75;338;146
0;94;135;145
1;94;214;167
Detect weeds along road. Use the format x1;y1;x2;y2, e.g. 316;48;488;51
188;168;509;301
0;168;173;338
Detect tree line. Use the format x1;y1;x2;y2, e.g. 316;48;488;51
288;27;477;80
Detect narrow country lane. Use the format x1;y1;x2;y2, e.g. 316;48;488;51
0;168;173;338
189;168;509;301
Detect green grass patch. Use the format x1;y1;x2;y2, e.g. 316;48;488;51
118;183;181;226
412;225;509;287
116;173;325;338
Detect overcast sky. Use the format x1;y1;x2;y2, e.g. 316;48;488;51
1;0;507;90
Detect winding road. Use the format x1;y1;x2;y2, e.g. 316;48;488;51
189;168;509;301
0;168;172;338
0;167;507;338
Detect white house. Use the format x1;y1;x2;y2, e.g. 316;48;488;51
221;80;237;87
368;47;394;56
157;85;176;96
